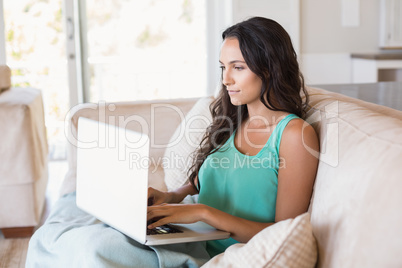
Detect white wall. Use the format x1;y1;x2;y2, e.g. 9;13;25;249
301;0;379;54
232;0;386;85
232;0;300;54
300;0;380;85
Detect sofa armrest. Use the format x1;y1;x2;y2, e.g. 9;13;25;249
0;65;11;93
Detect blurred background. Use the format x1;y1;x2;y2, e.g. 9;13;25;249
0;0;401;161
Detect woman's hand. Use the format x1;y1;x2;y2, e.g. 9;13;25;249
147;203;206;229
148;183;199;206
147;187;172;206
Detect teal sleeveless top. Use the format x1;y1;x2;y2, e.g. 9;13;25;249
197;114;299;257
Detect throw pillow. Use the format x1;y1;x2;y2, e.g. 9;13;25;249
163;96;213;191
202;213;317;268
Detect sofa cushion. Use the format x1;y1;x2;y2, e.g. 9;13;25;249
163;97;213;191
305;87;402;267
203;213;317;268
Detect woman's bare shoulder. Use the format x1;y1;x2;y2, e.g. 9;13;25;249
280;118;319;155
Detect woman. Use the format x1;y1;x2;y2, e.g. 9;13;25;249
26;17;319;267
147;16;319;258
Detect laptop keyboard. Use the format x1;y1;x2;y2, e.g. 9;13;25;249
147;224;183;235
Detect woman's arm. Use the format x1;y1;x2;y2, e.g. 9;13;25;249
275;119;319;222
148;182;198;205
147;203;273;243
168;182;199;203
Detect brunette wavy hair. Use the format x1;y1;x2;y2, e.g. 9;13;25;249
187;17;309;191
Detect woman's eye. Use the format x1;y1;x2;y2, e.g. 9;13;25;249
234;66;244;70
219;66;225;70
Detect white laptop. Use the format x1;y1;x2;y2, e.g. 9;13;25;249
76;117;230;246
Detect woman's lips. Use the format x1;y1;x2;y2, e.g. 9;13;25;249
228;90;240;95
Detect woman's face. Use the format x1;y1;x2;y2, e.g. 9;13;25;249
219;37;263;106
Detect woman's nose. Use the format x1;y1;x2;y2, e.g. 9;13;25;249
222;69;233;86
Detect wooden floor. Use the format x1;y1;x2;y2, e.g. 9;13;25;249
0;233;29;268
0;161;68;268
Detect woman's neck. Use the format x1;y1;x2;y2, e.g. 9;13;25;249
244;101;289;129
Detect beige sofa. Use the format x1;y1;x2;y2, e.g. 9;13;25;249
0;66;48;238
60;86;402;267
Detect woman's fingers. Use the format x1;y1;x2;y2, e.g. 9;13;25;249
147;204;202;229
147;187;156;198
147;187;170;206
147;187;156;205
147;217;171;229
147;204;173;220
147;205;175;228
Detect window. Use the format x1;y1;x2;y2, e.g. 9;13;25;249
1;0;212;160
3;0;69;160
81;0;208;102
